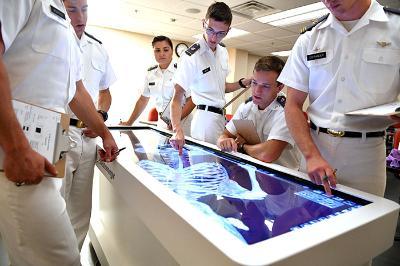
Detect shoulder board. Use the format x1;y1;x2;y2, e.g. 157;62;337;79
84;31;102;44
174;63;177;68
384;6;400;15
300;13;329;34
245;96;253;104
147;65;158;71
276;95;286;108
185;43;200;56
219;42;226;47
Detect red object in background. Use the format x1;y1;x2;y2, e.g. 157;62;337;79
394;125;400;149
225;114;233;122
148;107;158;121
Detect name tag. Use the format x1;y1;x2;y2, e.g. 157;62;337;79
202;67;211;74
148;82;155;86
50;5;66;20
307;52;326;61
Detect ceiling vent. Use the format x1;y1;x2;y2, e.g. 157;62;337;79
231;1;277;19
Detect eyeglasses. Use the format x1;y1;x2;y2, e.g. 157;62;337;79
203;21;229;39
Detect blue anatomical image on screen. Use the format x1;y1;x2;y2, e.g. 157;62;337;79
120;129;369;245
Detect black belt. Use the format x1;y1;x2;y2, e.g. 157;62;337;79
70;118;85;128
197;105;224;115
310;121;384;138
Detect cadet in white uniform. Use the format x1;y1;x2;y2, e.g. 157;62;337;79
218;56;300;170
120;35;194;135
62;0;117;251
0;1;119;265
279;0;400;196
170;2;251;152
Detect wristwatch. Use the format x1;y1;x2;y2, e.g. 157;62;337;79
97;110;108;122
238;78;247;88
238;143;246;154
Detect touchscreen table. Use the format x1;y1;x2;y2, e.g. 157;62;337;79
121;129;369;245
90;126;399;266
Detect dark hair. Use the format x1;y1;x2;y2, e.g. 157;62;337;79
152;35;173;50
254;56;285;74
205;2;232;26
254;56;285;85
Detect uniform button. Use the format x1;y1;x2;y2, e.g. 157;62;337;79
341;77;345;82
378;56;384;62
344;55;349;60
337;99;342;103
332;117;338;122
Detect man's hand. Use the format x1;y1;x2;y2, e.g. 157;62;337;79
167;123;173;131
3;147;57;185
217;137;237;152
82;128;98;138
235;134;246;147
306;155;337;196
97;132;119;162
169;127;185;155
241;78;252;88
119;120;132;126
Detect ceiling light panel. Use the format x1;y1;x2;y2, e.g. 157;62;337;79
256;2;328;26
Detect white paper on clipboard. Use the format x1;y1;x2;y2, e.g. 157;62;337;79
0;100;73;178
232;119;261;145
345;101;400;116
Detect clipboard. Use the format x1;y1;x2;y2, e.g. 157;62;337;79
345;101;400;116
0;100;75;178
232;119;261;145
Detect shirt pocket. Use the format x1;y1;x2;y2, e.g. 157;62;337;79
91;57;105;73
307;49;334;98
147;80;157;93
220;60;229;77
196;65;213;92
360;48;400;95
32;0;70;60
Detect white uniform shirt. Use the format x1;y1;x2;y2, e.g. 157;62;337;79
142;62;189;119
1;0;82;113
67;33;116;118
173;37;230;108
80;33;116;105
278;0;400;132
225;100;300;169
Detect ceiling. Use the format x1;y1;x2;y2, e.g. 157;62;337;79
87;0;400;57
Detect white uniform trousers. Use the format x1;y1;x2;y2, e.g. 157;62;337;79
191;109;225;145
301;130;386;197
0;174;80;266
61;126;97;251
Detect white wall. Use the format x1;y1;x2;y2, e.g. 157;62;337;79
85;26;287;122
86;25;188;125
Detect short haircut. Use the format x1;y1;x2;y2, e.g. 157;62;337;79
205;2;232;26
254;56;285;74
152;35;173;50
254;56;285;85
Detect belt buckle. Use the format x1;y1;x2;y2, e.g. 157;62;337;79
76;120;85;128
327;128;345;137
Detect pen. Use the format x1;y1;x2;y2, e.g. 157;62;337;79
117;147;126;154
96;147;126;163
